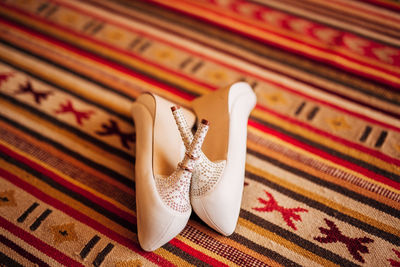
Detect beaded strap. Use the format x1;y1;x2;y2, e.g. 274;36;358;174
171;106;226;197
171;106;193;147
178;119;209;173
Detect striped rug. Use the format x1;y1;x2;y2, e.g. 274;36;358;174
0;0;400;266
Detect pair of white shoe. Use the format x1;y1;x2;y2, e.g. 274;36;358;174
131;82;257;251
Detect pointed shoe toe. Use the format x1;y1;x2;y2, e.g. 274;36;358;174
191;191;238;236
190;157;246;236
138;210;190;252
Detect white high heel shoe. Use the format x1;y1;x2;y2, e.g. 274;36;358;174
131;93;208;251
172;82;256;236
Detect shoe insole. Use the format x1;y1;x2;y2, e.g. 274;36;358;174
192;88;230;162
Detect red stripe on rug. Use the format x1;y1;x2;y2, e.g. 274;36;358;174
0;10;195;101
255;104;400;167
0;2;214;92
248;120;400;191
157;0;400;73
2;16;398;135
229;1;400;66
80;0;400;119
0;234;50;267
253;80;400;133
0;216;84;266
0;167;175;266
143;0;400;88
358;0;400;12
51;0;400;88
322;0;400;22
0;142;135;225
169;238;229;266
6;0;399;97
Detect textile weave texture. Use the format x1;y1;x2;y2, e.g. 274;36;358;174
0;0;400;266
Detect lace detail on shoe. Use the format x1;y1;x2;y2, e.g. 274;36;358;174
155;118;208;213
172;107;226;197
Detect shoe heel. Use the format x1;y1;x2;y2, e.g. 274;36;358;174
179;105;196;134
171;106;194;149
188;119;209;159
177;119;209;173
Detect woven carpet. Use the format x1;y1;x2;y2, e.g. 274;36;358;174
0;0;400;266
